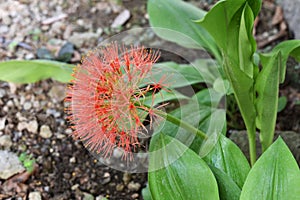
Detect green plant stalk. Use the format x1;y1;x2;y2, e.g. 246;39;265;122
247;127;256;166
223;57;257;166
153;108;208;140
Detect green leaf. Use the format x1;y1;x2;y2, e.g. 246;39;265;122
277;96;287;112
196;0;245;52
255;52;281;151
148;133;219;200
143;89;189;107
270;40;300;83
208;165;241;200
147;0;221;61
240;137;300;200
150;59;220;88
0;60;74;83
204;135;250;189
246;0;262;18
192;88;224;107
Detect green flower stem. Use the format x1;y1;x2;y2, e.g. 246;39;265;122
153;109;208;140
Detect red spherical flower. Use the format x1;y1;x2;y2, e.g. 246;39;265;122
65;43;165;160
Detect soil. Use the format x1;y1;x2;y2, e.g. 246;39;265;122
0;0;299;200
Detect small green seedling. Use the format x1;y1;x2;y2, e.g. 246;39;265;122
19;152;36;173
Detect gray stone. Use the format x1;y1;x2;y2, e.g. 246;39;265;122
51;21;65;35
0;135;12;149
17;122;28;131
0;150;25;179
27;120;38;133
40;125;53;139
48;85;66;102
111;9;130;28
23;101;32;110
28;191;42;200
277;0;300;39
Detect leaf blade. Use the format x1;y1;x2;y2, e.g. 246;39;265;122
0;60;74;83
149;133;219;200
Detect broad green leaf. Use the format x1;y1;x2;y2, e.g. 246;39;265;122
148;133;219;200
255;52;281;151
147;0;221;62
270;40;300;83
0;60;74;83
238;4;256;77
256;40;300;150
204;135;250;189
208;165;241;200
196;0;245;51
240;137;300;200
149;59;220;88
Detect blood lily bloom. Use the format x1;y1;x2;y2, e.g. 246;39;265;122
65;43;166;160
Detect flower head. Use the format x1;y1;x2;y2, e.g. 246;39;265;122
65;43;165;160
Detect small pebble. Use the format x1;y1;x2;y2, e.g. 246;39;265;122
122;172;131;184
28;191;42;200
17;122;28;131
23;101;32;110
39;125;53;139
0;117;6;131
71;184;79;190
27;120;38;133
102;176;111;185
0;135;12;149
25;53;35;60
127;181;141;192
131;193;139;199
116;183;124;191
103;172;110;178
69;157;76;163
111;9;131;28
